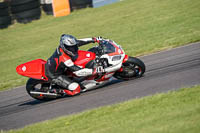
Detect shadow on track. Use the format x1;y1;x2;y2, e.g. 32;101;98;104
18;99;47;106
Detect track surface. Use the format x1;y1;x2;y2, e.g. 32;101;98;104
0;42;200;130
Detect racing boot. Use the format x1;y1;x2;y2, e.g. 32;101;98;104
52;75;81;96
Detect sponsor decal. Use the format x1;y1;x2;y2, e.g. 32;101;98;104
22;66;26;72
86;53;91;58
75;69;92;77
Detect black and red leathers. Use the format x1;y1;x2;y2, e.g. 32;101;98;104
45;38;95;96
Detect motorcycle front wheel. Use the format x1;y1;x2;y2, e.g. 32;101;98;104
114;56;146;80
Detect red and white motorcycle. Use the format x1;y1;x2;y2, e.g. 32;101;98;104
16;39;146;100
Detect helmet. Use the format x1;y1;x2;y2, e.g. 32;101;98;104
59;34;78;59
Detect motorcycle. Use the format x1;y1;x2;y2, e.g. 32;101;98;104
16;39;146;100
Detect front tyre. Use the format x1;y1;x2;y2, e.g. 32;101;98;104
26;78;53;101
114;56;146;80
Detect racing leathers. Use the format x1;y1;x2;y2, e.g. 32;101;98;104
45;38;97;96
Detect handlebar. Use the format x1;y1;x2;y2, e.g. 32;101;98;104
96;39;109;56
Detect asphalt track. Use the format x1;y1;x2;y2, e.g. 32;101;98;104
0;42;200;131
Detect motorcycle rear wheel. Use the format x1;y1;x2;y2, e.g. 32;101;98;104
114;56;146;80
26;78;55;101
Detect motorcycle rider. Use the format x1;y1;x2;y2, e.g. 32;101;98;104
45;34;103;96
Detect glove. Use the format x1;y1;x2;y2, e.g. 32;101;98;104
92;36;103;43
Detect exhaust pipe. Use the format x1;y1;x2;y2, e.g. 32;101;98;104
30;91;58;99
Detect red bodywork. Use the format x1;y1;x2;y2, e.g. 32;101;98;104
74;50;96;68
123;55;129;63
16;59;48;81
16;50;96;81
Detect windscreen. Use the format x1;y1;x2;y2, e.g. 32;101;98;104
100;41;116;54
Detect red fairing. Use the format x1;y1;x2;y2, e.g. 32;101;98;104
16;59;48;81
74;50;96;68
63;85;81;96
123;55;129;63
96;72;115;82
117;55;129;72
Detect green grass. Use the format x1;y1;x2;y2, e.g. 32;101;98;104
0;0;200;91
3;85;200;133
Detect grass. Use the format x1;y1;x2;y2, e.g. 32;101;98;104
0;0;200;91
3;85;200;133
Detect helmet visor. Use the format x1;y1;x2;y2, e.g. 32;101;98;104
63;45;78;57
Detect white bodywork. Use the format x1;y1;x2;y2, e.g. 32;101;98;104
82;41;125;91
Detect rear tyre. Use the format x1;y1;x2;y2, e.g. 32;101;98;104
114;57;146;80
11;0;40;13
14;8;41;23
0;8;9;16
0;16;12;29
10;0;36;6
69;0;93;11
0;2;8;9
0;2;12;29
41;4;53;15
26;78;54;101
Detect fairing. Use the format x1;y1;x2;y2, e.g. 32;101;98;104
74;50;96;68
16;59;48;81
